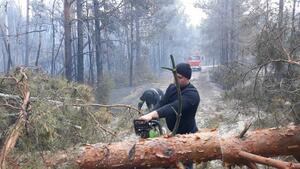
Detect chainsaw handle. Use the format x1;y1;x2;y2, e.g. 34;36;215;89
148;119;160;126
148;120;163;135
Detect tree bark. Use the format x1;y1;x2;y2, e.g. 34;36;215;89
25;0;30;66
46;125;300;169
278;0;284;29
224;0;229;65
64;0;73;81
229;0;235;62
86;1;94;85
35;28;42;66
93;0;103;84
135;15;142;72
274;0;285;81
2;48;6;72
129;1;134;87
76;0;84;83
291;0;296;38
220;0;229;66
3;1;12;73
51;0;57;76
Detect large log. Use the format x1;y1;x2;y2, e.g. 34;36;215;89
46;125;300;169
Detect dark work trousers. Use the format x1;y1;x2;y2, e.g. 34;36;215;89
165;162;193;169
185;162;193;169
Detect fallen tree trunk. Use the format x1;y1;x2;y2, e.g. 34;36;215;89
45;125;300;169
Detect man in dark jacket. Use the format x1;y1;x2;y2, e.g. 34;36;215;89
139;63;200;169
138;88;164;111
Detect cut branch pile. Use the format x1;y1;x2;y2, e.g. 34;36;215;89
0;67;31;169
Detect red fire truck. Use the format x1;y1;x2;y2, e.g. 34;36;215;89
186;55;202;71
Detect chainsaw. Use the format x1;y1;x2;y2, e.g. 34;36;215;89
133;119;163;138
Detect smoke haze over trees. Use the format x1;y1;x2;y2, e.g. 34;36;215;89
0;0;198;88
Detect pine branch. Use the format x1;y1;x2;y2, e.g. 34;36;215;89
239;151;300;169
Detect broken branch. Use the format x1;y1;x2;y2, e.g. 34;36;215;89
239;151;300;169
239;122;252;138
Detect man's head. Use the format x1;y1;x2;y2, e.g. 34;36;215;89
175;63;192;87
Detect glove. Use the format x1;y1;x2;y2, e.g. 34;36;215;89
138;101;144;110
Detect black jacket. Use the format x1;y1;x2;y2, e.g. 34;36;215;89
155;83;200;134
138;88;164;110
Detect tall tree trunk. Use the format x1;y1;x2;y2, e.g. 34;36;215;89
72;31;77;79
88;36;94;85
86;1;94;85
266;0;269;22
77;0;84;83
159;39;162;75
120;33;126;75
135;16;141;72
2;49;6;72
105;33;111;74
224;0;229;65
151;42;155;72
51;0;56;75
25;0;30;66
4;1;12;73
157;41;160;74
290;0;296;51
125;25;131;78
63;0;73;81
4;38;12;74
220;0;226;65
35;28;42;66
161;36;166;68
274;0;284;81
54;37;64;75
287;0;297;74
278;0;284;29
93;0;103;84
103;0;111;75
229;0;235;62
129;2;134;87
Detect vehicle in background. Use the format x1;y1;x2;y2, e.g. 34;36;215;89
186;55;202;71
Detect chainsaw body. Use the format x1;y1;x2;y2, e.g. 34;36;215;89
134;119;162;138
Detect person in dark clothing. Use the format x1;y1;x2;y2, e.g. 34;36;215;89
139;63;200;169
138;88;164;111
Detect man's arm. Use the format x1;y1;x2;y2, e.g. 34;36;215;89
139;91;198;121
139;111;159;121
156;91;199;118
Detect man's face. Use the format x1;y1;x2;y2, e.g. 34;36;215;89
175;73;189;87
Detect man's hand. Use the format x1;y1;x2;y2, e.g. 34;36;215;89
139;111;159;122
138;101;144;110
